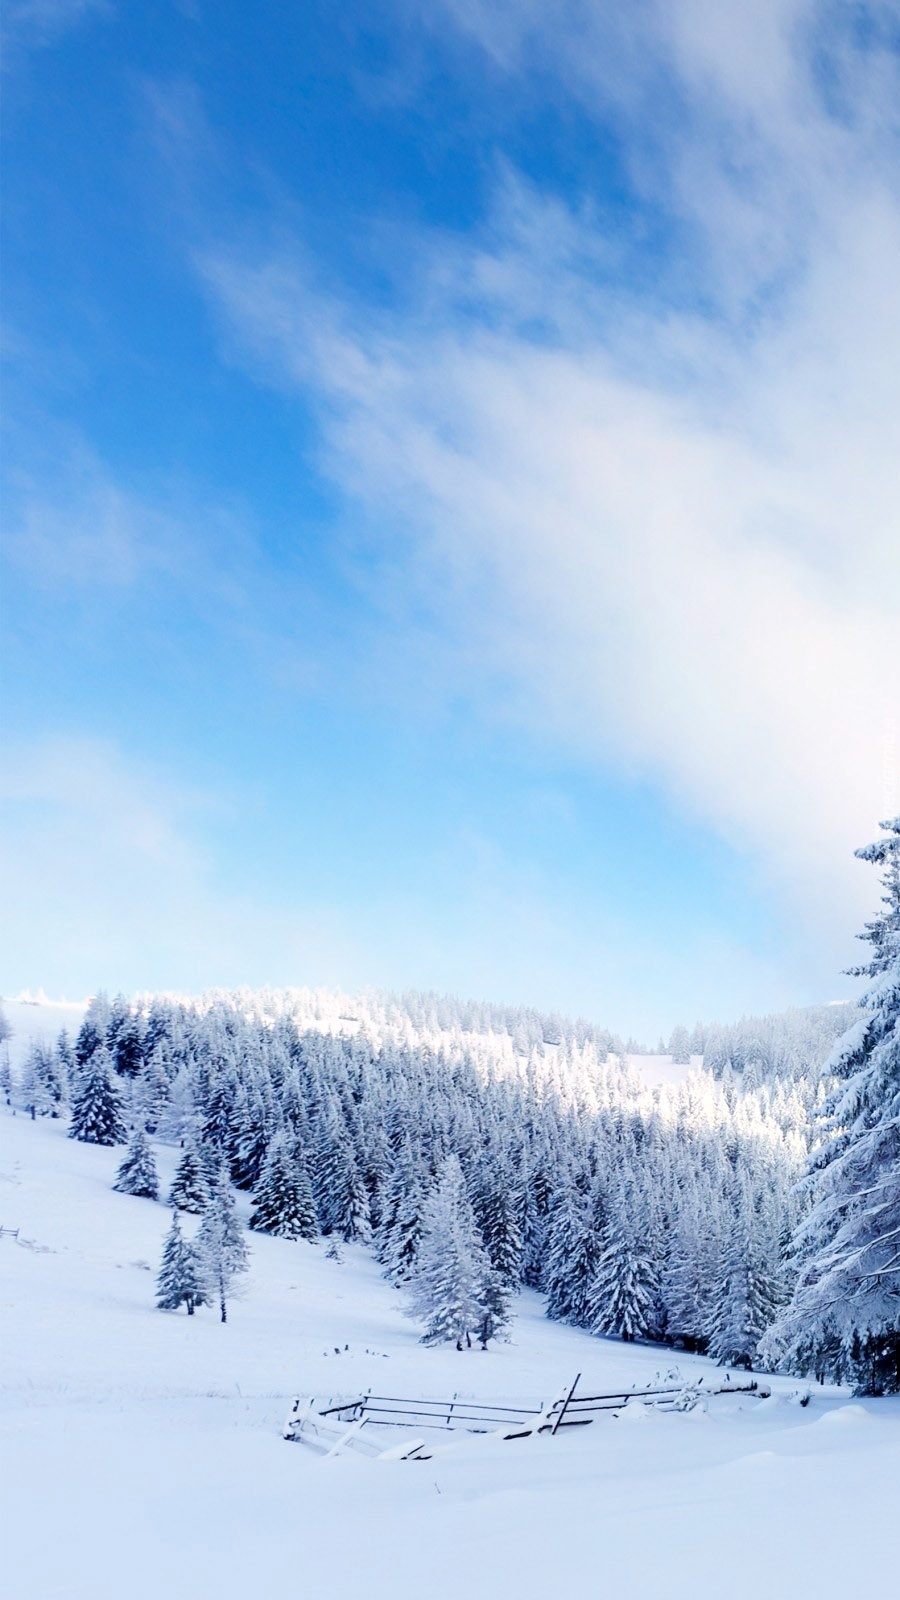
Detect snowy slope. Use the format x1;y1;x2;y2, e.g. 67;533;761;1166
2;994;88;1069
2;1111;898;1600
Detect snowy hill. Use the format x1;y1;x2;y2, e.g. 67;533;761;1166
2;1111;897;1600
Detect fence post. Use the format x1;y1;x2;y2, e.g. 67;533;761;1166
551;1373;582;1436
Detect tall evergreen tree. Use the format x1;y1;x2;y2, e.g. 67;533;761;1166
156;1212;206;1315
708;1178;780;1368
478;1165;523;1286
75;994;110;1067
168;1141;210;1213
68;1047;127;1146
250;1133;318;1240
22;1041;67;1117
764;818;900;1393
109;1006;144;1078
196;1169;250;1323
668;1025;692;1065
407;1155;493;1348
586;1183;658;1343
114;1127;160;1200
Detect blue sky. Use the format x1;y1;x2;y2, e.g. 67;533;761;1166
2;1;898;1036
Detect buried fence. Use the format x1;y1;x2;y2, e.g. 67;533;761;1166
283;1371;768;1460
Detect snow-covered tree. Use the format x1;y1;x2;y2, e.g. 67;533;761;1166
21;1041;67;1118
114;1127;160;1200
764;818;900;1393
668;1025;692;1065
478;1166;523;1286
196;1168;250;1323
68;1047;127;1146
587;1183;658;1343
168;1141;210;1213
408;1155;494;1348
250;1133;318;1240
708;1178;781;1368
75;994;110;1066
475;1261;512;1349
156;1212;206;1315
109;1005;144;1078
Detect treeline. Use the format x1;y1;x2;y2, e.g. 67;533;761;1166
4;984;850;1367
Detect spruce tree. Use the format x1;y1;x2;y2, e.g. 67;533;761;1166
110;1007;144;1078
586;1184;658;1343
763;818;900;1392
22;1042;67;1117
475;1261;512;1349
114;1127;160;1200
707;1179;780;1368
75;994;110;1067
168;1142;210;1213
479;1166;523;1286
668;1025;692;1066
68;1047;127;1146
156;1212;206;1315
407;1155;492;1348
250;1133;318;1240
196;1168;250;1323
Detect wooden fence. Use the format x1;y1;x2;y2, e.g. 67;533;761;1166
283;1371;767;1459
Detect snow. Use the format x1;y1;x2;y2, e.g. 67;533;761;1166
2;1112;898;1599
2;994;88;1068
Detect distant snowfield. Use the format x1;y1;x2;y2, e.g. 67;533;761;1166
3;995;89;1067
2;1113;897;1600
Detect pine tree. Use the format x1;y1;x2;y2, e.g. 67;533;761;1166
668;1025;692;1065
114;1127;160;1200
56;1029;78;1095
156;1212;206;1315
22;1042;67;1117
544;1186;587;1321
196;1169;250;1323
479;1166;523;1286
475;1261;512;1349
763;818;900;1393
407;1155;492;1348
383;1179;428;1284
75;994;110;1067
168;1142;211;1213
586;1184;658;1343
707;1179;780;1368
250;1133;318;1240
68;1047;127;1146
109;1006;144;1078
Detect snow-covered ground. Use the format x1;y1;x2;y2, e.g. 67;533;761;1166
2;1111;898;1600
2;994;89;1069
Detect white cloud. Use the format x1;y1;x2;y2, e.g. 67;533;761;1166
196;2;900;954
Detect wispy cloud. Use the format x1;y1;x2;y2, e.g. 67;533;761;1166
1;0;110;61
193;1;900;951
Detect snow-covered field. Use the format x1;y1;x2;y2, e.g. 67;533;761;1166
2;1111;898;1600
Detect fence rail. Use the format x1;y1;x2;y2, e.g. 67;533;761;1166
284;1370;768;1458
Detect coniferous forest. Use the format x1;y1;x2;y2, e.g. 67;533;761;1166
7;818;899;1393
